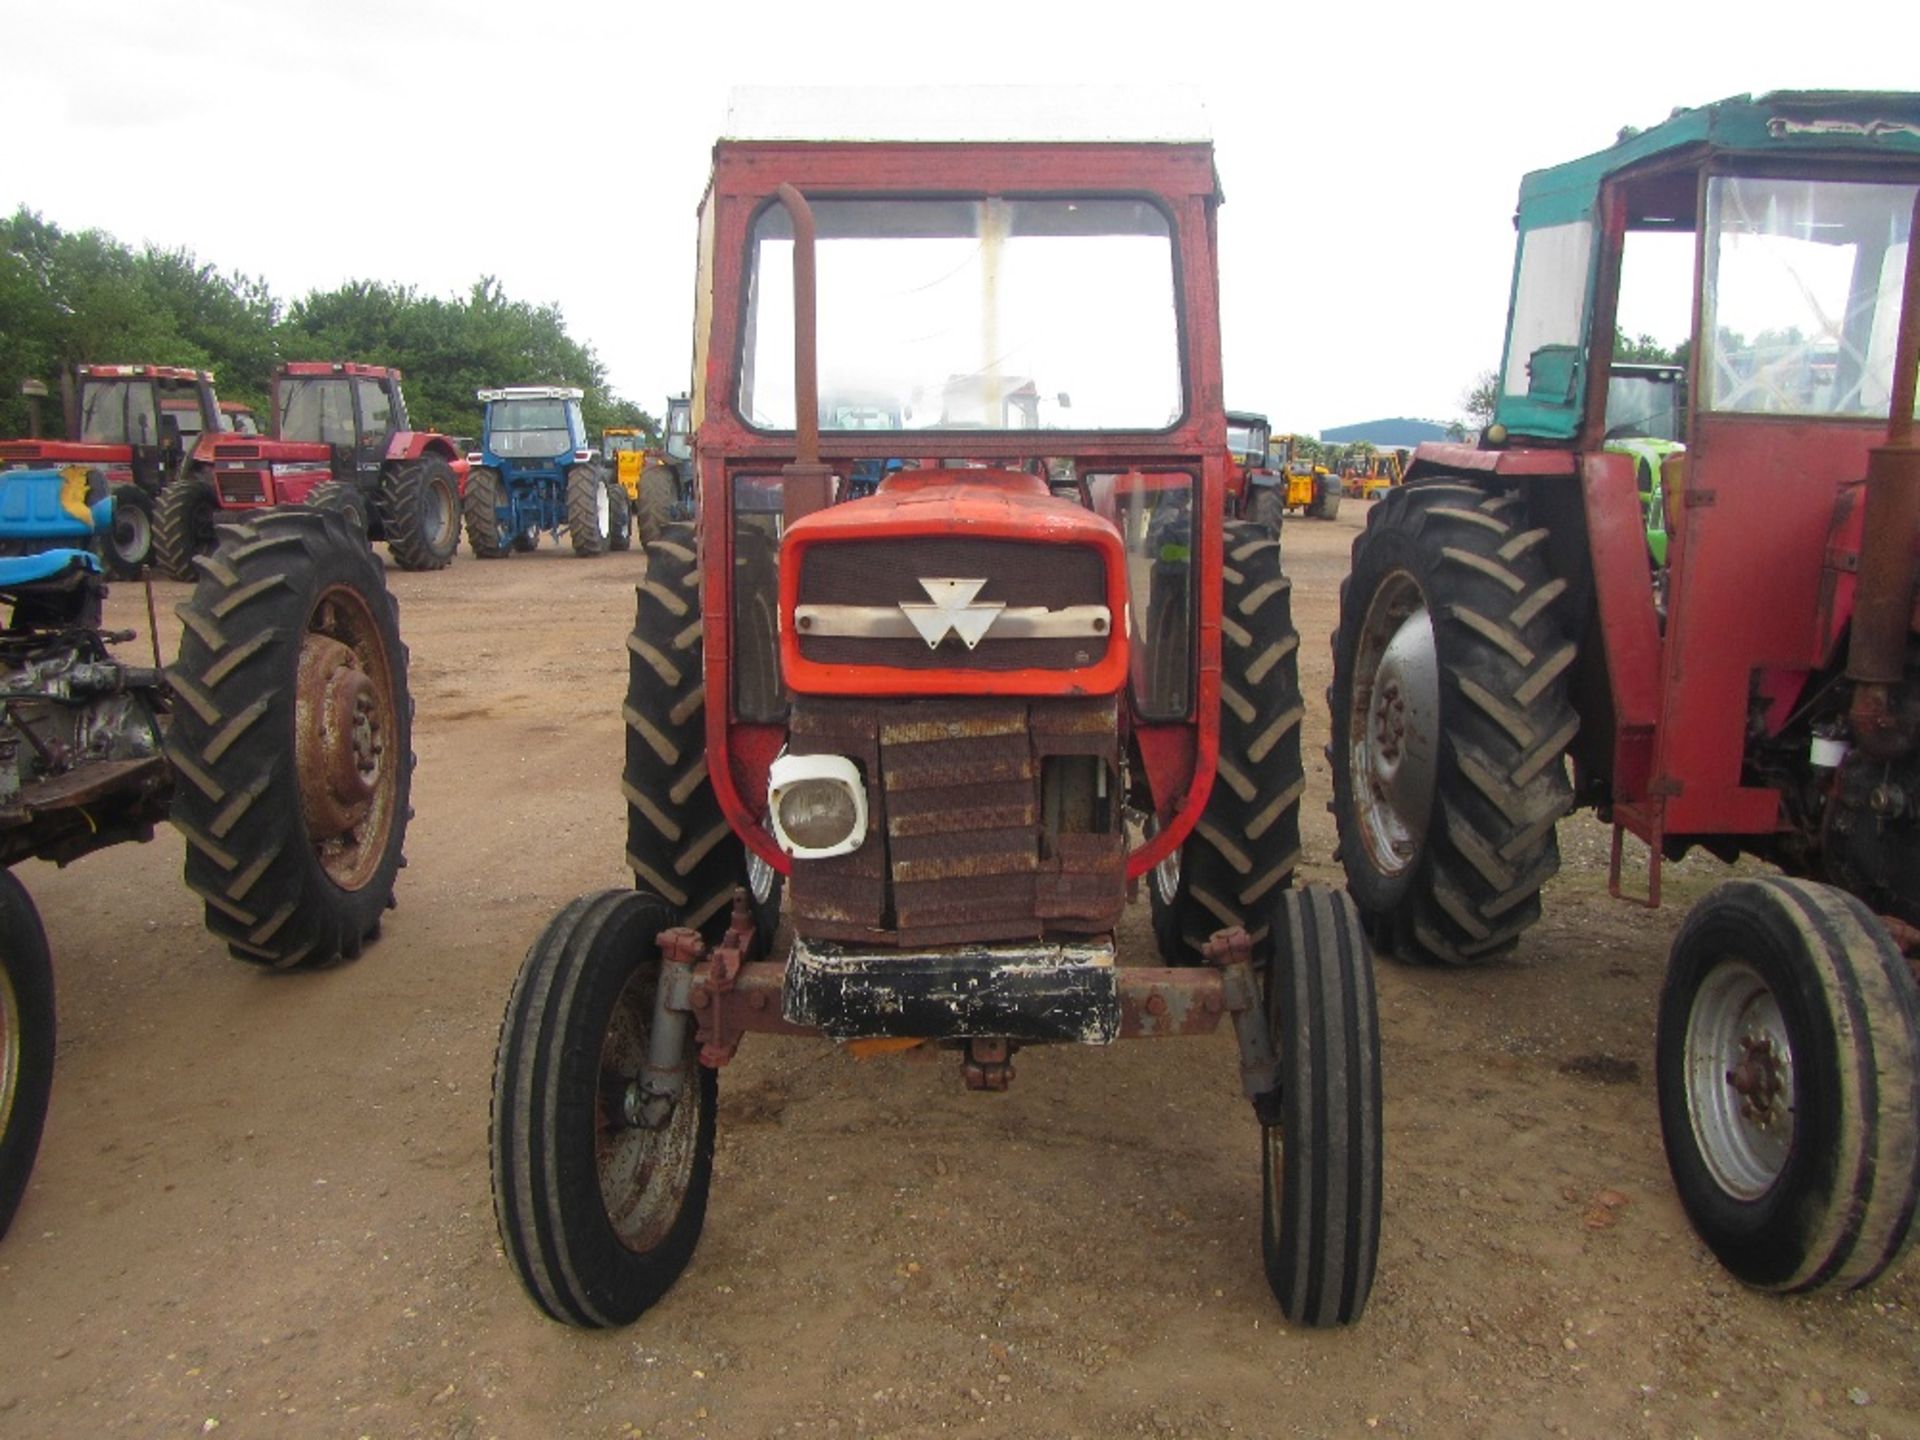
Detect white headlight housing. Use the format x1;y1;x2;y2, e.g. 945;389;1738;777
767;753;867;860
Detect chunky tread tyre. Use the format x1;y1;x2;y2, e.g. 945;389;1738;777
1251;486;1285;540
1151;522;1304;961
463;468;509;559
380;456;460;571
635;466;676;546
567;467;610;557
305;480;370;536
166;509;413;969
1261;884;1382;1326
608;481;633;552
1330;481;1576;966
490;888;715;1327
624;523;779;944
1313;486;1342;521
152;467;221;581
105;483;156;578
0;872;54;1241
1657;877;1920;1293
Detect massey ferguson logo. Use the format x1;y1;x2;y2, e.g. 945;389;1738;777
899;578;1004;650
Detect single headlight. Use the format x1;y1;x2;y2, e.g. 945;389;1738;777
767;753;867;860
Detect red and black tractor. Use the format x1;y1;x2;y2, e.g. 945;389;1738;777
155;362;465;578
489;110;1382;1329
0;364;222;575
1329;91;1920;1294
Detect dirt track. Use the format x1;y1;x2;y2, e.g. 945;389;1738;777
1;509;1915;1439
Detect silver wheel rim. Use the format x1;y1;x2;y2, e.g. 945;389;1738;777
1683;958;1794;1200
598;964;697;1252
747;851;776;907
0;961;19;1139
424;478;454;548
596;482;611;538
1152;844;1181;907
114;507;152;563
1349;571;1440;879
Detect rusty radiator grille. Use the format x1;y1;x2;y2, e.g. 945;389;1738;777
795;537;1111;671
784;696;1125;949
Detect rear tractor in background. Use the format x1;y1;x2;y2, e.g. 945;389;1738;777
465;387;625;558
156;362;465;578
1328;90;1920;1295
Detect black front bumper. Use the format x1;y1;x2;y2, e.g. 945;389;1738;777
783;936;1119;1044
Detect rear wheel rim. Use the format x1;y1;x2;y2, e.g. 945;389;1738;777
1683;957;1795;1200
294;586;400;890
423;476;455;548
113;506;152;563
597;964;697;1252
1349;570;1439;880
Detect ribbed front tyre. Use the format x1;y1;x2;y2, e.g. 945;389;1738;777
1260;884;1382;1326
1657;877;1920;1293
490;888;715;1327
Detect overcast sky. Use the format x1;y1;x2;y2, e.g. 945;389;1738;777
8;0;1914;434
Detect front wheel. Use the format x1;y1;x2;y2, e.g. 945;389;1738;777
167;508;413;968
105;484;156;577
490;888;715;1327
463;467;509;559
608;482;633;552
152;467;221;581
1656;877;1920;1293
1260;885;1382;1326
567;466;610;557
306;480;370;537
0;872;54;1241
380;456;460;570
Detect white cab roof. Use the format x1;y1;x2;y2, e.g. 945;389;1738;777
722;86;1211;144
477;386;584;402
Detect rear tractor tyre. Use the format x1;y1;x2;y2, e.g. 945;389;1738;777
624;522;781;945
1260;884;1382;1326
491;888;715;1327
568;466;611;557
151;466;221;581
463;467;509;559
0;872;54;1242
1656;877;1920;1293
1313;485;1342;522
1329;481;1577;966
608;482;633;552
380;456;460;571
167;508;413;969
635;465;676;546
306;481;370;537
1150;521;1303;963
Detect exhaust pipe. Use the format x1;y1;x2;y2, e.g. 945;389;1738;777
1847;192;1920;759
776;183;833;529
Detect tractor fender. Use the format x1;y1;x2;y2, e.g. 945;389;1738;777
1403;441;1577;487
384;431;471;489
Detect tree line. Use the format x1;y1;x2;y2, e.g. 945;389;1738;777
0;207;655;443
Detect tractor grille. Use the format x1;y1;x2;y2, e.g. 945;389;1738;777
795;537;1111;671
786;695;1125;949
216;470;267;505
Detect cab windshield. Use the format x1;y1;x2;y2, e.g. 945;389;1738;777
1225;418;1267;463
489;399;579;459
1703;176;1918;419
740;196;1182;432
278;378;358;446
77;380;157;445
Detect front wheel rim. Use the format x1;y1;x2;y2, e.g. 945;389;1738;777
114;507;152;563
597;965;698;1251
1683;958;1795;1201
596;483;611;537
1348;571;1440;880
0;962;20;1139
747;851;776;907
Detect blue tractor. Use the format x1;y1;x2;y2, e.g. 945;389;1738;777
464;387;628;558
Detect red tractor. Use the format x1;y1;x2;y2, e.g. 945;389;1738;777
489;107;1382;1329
1329;91;1920;1294
0;364;222;575
155;362;465;579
